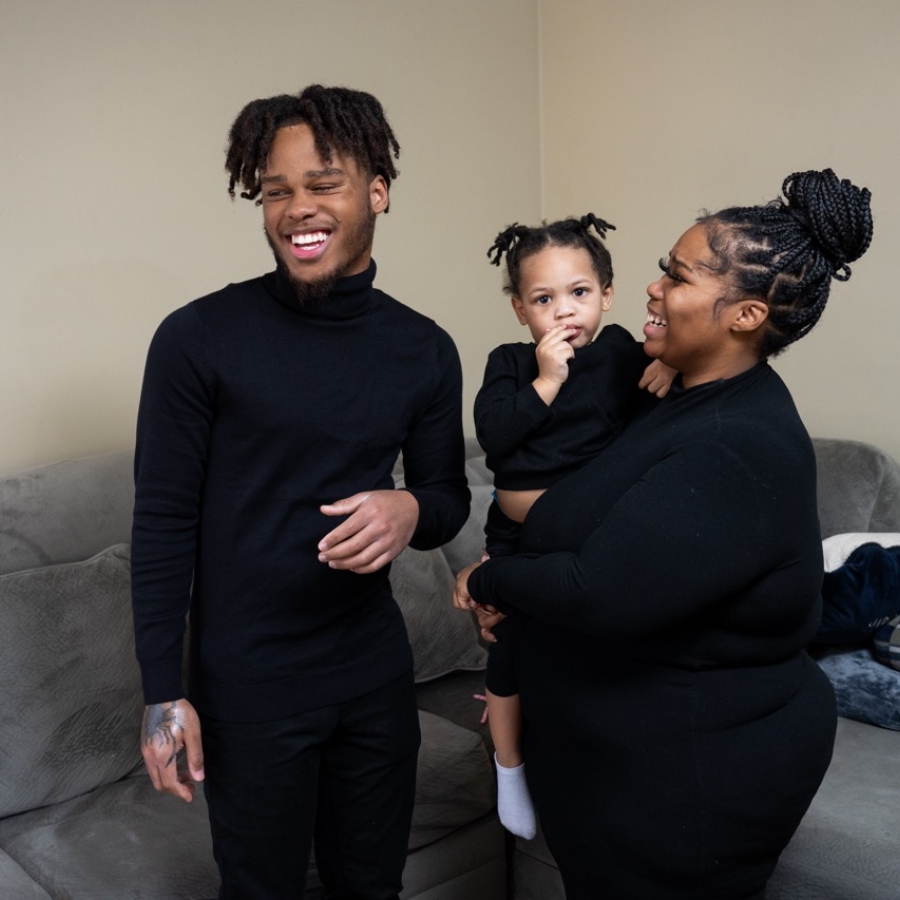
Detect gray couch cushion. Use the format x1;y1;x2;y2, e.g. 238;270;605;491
0;710;495;899
441;483;495;577
409;710;495;850
0;449;133;576
767;716;900;900
0;544;142;816
0;773;218;900
391;546;486;683
0;850;52;899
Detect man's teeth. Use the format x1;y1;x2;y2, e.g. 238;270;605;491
646;313;667;327
291;232;328;246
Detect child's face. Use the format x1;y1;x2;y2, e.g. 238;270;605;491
511;245;613;349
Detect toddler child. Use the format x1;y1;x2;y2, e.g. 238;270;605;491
469;214;673;839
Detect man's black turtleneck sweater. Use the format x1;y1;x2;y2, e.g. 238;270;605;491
132;262;469;723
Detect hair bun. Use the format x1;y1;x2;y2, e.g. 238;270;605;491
782;168;873;280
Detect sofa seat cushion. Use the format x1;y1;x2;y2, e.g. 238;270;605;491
0;711;495;898
0;544;143;817
409;710;495;850
0;772;218;900
767;716;900;899
0;849;52;899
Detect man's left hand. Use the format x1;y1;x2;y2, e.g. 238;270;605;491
318;490;419;574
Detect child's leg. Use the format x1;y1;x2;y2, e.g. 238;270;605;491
481;503;536;838
488;689;536;839
486;686;536;840
486;689;524;768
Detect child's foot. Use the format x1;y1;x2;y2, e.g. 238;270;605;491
495;753;537;839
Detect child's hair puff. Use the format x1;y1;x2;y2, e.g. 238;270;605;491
488;214;616;296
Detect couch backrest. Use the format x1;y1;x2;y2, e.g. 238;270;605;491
1;437;898;577
0;449;134;576
812;439;900;538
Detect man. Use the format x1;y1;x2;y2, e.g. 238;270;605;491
132;84;470;899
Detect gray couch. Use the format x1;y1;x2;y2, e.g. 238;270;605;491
0;445;504;900
2;437;899;899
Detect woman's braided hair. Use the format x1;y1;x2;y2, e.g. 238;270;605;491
699;168;873;357
487;214;616;296
224;84;401;209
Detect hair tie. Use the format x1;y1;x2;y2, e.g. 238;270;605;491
487;223;530;266
580;214;616;241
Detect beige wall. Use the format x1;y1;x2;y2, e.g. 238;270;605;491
0;0;540;475
4;0;900;476
540;0;900;461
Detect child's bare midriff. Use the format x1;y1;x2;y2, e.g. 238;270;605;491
495;487;546;524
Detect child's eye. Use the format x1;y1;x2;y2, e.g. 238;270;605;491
658;257;683;283
534;295;552;306
573;287;589;297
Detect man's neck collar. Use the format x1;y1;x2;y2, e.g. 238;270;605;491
266;260;377;319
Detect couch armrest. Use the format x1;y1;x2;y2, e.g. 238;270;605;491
813;439;900;538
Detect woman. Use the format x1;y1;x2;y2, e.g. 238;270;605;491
454;169;874;899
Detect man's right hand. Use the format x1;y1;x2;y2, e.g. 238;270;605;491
141;699;205;803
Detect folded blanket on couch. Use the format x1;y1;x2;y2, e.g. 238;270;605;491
816;543;900;645
814;541;900;730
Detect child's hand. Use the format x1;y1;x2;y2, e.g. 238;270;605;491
533;325;577;404
639;359;677;398
474;604;505;642
535;325;576;383
452;561;482;611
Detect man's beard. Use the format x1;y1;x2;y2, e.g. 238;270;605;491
265;209;376;310
276;258;339;309
266;233;340;310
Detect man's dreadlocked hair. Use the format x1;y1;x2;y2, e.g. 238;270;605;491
224;84;401;209
698;168;873;358
487;214;616;296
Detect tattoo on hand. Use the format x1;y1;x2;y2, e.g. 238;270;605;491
143;703;180;768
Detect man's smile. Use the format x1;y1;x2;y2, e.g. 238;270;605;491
288;230;331;259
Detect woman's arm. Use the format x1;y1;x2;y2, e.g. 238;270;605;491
466;440;798;637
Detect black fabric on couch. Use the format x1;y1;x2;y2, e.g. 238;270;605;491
817;543;900;645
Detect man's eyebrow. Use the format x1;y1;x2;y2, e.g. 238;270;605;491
259;167;346;184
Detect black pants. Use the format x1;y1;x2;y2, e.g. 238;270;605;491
484;500;524;696
201;671;421;900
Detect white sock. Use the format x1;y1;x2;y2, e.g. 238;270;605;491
495;753;537;840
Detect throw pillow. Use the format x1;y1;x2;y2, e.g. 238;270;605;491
440;483;495;576
872;615;900;671
390;545;486;683
815;648;900;731
0;544;142;817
